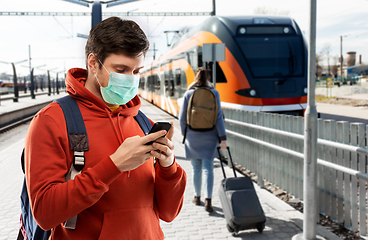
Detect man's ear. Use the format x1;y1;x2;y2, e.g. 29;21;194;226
87;53;98;74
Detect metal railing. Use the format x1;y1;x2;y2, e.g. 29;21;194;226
223;108;368;237
315;76;361;88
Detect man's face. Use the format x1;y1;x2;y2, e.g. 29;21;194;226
97;53;145;88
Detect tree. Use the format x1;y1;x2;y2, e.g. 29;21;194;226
331;56;339;77
254;7;290;16
315;53;323;78
320;44;332;76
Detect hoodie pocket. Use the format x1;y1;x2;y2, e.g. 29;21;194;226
98;207;163;240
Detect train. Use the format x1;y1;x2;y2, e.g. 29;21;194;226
138;15;308;117
0;80;31;94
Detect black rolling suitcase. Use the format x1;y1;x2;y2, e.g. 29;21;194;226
218;147;266;234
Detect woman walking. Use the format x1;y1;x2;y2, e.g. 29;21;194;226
179;67;227;212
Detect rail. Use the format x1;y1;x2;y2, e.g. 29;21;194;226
226;128;368;181
223;108;368;237
225;118;368;157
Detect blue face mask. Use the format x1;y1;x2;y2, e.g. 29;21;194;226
95;59;140;105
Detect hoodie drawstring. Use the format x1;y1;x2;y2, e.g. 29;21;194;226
117;112;124;143
116;112;131;177
105;109;131;177
105;108;123;145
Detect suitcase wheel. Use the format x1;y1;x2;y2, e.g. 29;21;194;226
226;223;234;233
256;222;265;233
226;223;240;234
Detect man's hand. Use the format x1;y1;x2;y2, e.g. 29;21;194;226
110;129;168;172
150;122;175;168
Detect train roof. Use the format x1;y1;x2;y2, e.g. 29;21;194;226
217;15;295;34
146;15;300;68
170;15;297;48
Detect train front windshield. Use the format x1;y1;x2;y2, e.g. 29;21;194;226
236;33;304;79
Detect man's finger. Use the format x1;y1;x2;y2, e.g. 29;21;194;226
166;122;174;141
144;130;167;145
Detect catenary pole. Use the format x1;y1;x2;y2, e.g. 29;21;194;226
340;36;343;82
292;1;324;239
303;1;318;236
211;0;216;16
212;44;216;89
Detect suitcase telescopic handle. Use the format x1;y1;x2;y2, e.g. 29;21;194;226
217;146;237;179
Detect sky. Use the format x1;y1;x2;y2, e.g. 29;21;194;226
0;0;367;76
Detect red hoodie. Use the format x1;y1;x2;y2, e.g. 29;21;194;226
25;68;186;240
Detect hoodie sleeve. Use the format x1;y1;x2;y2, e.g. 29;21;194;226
154;159;187;222
25;106;122;230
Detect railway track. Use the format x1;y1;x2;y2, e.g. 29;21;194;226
0;91;67;134
0;115;34;133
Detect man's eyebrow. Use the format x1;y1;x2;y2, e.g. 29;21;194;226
111;63;129;68
111;64;144;70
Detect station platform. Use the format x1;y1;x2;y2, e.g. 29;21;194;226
0;93;342;240
0;91;68;128
0;91;66;114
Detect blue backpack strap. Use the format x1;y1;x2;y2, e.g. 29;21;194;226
56;96;89;152
55;95;89;229
56;96;89;172
134;110;152;135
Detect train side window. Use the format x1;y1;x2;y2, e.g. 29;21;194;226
175;69;181;85
154;75;160;92
171;80;175;97
206;62;227;83
198;53;203;68
149;76;153;92
139;77;145;90
152;75;157;92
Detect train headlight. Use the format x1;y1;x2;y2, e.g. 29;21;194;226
250;89;256;96
283;27;290;34
304;87;308;94
239;27;246;34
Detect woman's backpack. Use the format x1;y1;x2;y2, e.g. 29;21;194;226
187;86;218;131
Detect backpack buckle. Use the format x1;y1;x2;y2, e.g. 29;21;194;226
73;151;85;172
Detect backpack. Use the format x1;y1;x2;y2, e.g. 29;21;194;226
182;87;218;143
187;87;218;130
18;95;152;240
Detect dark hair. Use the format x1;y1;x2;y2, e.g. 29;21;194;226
194;67;209;86
85;17;149;69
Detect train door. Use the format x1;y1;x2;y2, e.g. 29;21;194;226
198;52;203;68
205;62;227;84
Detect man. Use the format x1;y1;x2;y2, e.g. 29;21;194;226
25;17;186;239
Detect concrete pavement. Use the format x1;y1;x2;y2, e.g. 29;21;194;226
316;96;368;120
315;85;368;120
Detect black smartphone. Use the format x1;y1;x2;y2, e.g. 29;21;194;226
145;122;172;145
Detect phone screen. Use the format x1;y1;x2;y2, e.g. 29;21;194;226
145;122;171;145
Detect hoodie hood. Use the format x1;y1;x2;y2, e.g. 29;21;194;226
65;68;141;117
